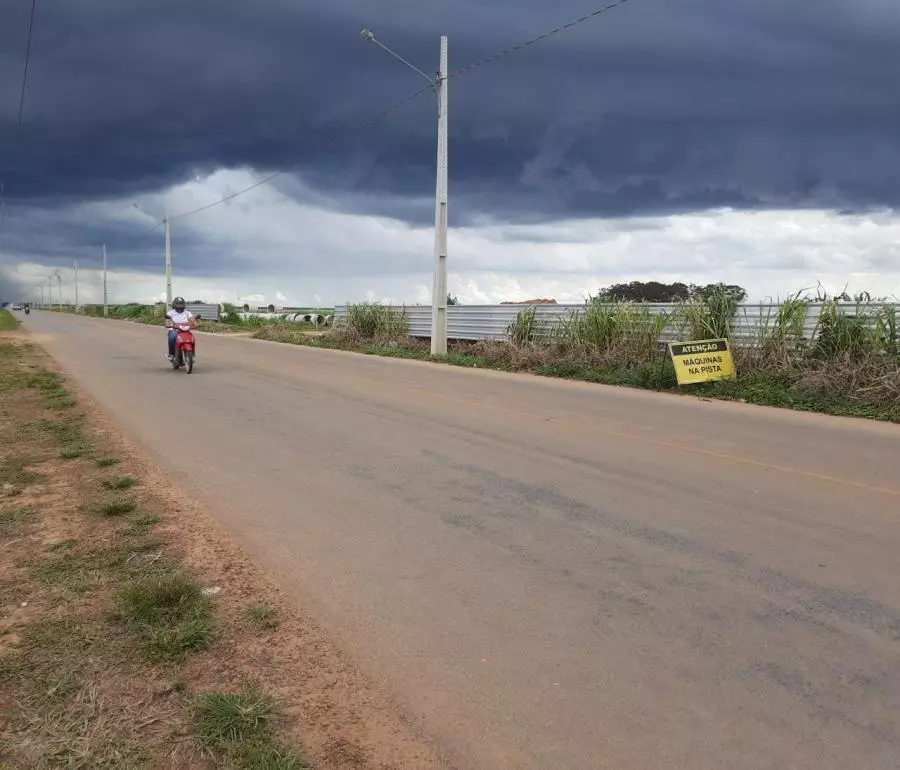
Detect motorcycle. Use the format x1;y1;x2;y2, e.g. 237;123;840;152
170;323;196;374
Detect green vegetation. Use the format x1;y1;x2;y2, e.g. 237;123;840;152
255;294;900;422
94;493;138;516
119;571;215;660
102;474;138;490
194;687;310;769
0;308;18;330
0;453;43;488
76;302;162;321
0;505;36;536
246;603;280;630
0;336;308;767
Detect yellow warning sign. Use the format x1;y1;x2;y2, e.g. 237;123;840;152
668;338;735;385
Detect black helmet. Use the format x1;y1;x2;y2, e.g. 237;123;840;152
172;296;186;311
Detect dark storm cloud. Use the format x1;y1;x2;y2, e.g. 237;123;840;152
2;0;900;227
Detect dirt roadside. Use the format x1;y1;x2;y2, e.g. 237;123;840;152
0;324;449;769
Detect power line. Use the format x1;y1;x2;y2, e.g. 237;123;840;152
166;83;434;223
15;0;40;146
163;0;636;223
449;0;635;80
2;0;40;257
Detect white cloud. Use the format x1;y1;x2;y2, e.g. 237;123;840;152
5;168;900;306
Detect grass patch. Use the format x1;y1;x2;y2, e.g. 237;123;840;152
194;687;310;768
122;512;163;537
25;370;66;393
0;340;312;768
195;687;275;747
35;553;100;593
0;505;36;536
59;444;85;459
0;308;18;331
33;416;86;446
94;494;137;516
233;743;311;769
48;395;78;410
119;571;214;660
0;454;42;487
246;604;280;630
285;297;900;423
102;474;138;490
48;538;78;551
42;670;81;703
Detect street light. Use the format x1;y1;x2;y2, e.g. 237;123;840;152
133;201;172;308
362;30;449;355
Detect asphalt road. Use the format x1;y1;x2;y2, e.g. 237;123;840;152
20;311;900;770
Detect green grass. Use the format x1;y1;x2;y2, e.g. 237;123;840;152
119;571;214;660
234;744;311;769
0;506;36;536
59;445;85;459
246;604;280;630
95;457;120;468
47;395;77;410
102;475;138;490
48;538;78;552
0;454;43;487
33;417;85;446
35;553;100;593
0;309;18;331
195;687;276;747
194;687;310;769
94;494;137;516
121;513;163;537
261;298;900;423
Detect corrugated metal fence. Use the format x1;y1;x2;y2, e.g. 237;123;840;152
334;302;900;345
185;304;220;321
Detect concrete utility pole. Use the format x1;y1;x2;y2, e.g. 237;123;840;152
164;206;172;308
132;201;171;307
431;36;449;356
362;30;449;355
73;259;79;308
102;244;108;317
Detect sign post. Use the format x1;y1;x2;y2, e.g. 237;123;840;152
668;339;735;386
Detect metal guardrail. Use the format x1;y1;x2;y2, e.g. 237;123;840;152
334;302;900;345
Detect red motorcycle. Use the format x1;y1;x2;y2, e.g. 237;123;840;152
171;323;196;374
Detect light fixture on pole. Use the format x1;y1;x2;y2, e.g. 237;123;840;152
361;29;449;356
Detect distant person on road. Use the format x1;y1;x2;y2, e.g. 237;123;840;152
165;297;197;362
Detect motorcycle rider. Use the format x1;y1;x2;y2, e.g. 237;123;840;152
165;297;197;362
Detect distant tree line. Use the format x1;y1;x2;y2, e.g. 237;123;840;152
597;281;747;303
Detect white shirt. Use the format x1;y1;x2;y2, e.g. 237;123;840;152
166;309;195;325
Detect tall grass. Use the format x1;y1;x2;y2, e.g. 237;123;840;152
344;302;408;340
554;297;671;360
77;303;159;320
813;300;885;360
678;285;739;340
508;307;545;344
0;309;17;331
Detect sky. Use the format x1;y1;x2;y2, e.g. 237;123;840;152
1;0;899;306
